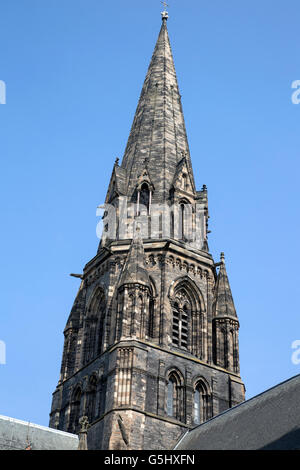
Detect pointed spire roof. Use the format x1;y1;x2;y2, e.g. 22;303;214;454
213;253;238;320
119;225;150;287
121;16;196;202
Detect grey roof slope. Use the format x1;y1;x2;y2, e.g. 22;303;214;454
0;415;78;450
175;374;300;450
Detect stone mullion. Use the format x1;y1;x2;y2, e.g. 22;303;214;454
103;307;111;352
116;353;122;408
191;311;196;356
144;292;151;340
125;287;131;338
233;325;239;374
185;367;193;426
199;312;203;360
139;291;146;340
202;310;208;363
225;320;230;370
197;312;201;359
157;361;165;416
125;348;131;406
149;296;155;340
228;327;234;372
206;273;213;364
115;295;122;343
215;322;222;367
131;290;137;338
159;256;167;347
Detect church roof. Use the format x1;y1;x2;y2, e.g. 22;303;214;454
0;415;78;450
120;16;196;202
213;253;238;320
175;374;300;450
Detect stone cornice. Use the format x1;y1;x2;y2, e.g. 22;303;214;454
83;239;214;278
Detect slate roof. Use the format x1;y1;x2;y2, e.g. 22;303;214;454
0;415;78;450
175;374;300;450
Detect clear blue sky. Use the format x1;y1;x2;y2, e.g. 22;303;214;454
0;0;300;426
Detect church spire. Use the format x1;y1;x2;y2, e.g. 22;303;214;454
213;253;238;320
121;14;196;203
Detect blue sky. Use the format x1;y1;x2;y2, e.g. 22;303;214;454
0;0;300;426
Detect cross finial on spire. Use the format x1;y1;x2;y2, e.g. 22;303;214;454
161;1;169;21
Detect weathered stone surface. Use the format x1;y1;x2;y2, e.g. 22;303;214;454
49;16;245;450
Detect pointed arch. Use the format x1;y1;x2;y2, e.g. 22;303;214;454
174;198;193;242
139;182;151;214
69;385;82;433
148;276;157;339
83;286;106;364
166;367;185;422
169;277;207;358
85;374;98;424
193;377;212;425
169;276;206;312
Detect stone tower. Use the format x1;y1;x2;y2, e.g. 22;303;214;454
49;11;245;450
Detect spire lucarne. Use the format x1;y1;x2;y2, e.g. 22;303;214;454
50;12;245;451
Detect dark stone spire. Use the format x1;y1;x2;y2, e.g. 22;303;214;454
121;17;196;203
213;253;238;320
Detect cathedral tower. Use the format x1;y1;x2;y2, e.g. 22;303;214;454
49;11;245;450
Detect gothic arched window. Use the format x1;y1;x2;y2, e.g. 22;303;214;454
172;297;189;350
170;278;206;359
179;203;185;240
84;289;106;364
166;371;184;421
96;293;107;355
140;183;150;215
193;380;211;425
86;375;98;423
176;200;193;243
167;376;176;417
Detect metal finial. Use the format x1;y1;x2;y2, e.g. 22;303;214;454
161;1;169;20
